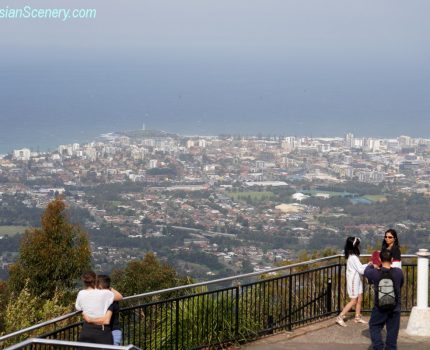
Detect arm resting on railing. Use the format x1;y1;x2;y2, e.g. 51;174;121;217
111;288;123;301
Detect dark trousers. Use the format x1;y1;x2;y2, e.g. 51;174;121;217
369;307;401;350
79;322;113;345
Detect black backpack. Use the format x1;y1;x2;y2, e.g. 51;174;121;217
377;269;397;310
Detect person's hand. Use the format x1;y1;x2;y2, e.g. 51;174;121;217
83;313;92;323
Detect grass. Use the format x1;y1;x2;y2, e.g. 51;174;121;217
228;191;276;202
362;195;387;202
0;226;28;236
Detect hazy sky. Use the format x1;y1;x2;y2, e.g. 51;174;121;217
2;1;429;58
1;1;430;149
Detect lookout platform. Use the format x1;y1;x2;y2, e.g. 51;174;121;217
237;316;430;350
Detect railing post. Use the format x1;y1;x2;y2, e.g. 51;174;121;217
337;260;342;313
327;278;332;313
406;249;430;336
235;285;240;340
416;249;430;309
406;249;430;337
288;274;293;331
267;315;274;334
175;299;180;350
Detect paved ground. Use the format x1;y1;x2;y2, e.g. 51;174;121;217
234;316;430;350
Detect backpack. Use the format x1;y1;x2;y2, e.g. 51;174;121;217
377;269;397;310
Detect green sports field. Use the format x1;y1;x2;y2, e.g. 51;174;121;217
229;191;276;202
362;195;387;202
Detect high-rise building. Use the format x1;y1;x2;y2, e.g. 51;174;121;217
282;137;297;152
398;135;412;148
345;133;354;148
149;159;158;168
13;148;31;161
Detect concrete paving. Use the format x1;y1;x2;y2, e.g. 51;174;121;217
235;316;430;350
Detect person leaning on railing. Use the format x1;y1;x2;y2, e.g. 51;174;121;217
75;271;123;345
83;275;123;346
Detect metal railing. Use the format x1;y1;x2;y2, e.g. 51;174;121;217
1;254;422;350
4;338;141;350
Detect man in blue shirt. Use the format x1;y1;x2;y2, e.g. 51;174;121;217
364;249;404;350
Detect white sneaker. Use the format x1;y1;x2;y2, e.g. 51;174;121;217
354;315;367;324
336;315;347;327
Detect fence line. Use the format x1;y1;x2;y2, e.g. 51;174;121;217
2;254;421;350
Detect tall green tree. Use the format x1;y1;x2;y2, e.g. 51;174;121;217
8;198;91;301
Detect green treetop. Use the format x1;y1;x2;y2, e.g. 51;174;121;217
8;198;91;301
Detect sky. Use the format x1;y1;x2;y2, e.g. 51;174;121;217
2;1;429;57
1;1;430;149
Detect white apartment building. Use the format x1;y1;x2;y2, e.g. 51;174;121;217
282;137;297;152
345;133;354;148
398;135;413;148
58;144;73;156
363;138;382;152
356;170;385;183
13;148;31;161
84;147;97;161
149;159;158;168
186;139;195;148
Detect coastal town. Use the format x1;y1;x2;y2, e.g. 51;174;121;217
1;130;430;279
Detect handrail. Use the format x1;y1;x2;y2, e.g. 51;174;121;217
0;254;342;343
0;311;81;343
123;253;344;300
4;338;141;350
0;253;418;344
122;253;417;301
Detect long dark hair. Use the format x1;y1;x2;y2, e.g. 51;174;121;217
344;236;361;259
382;228;399;249
81;270;96;289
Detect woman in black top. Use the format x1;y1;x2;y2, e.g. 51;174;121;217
382;228;402;268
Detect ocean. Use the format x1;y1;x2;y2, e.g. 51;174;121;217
1;53;429;154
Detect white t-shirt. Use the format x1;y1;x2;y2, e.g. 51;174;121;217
75;289;114;318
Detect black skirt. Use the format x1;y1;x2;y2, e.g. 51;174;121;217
79;322;113;345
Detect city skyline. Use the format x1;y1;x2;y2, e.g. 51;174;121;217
1;1;430;152
3;129;430;156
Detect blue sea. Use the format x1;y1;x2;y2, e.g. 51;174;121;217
1;52;429;154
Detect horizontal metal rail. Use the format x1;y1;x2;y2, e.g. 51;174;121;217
122;254;346;300
0;311;81;343
122;253;417;301
4;338;141;350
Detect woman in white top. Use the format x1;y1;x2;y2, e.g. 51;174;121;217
336;237;370;327
75;271;122;345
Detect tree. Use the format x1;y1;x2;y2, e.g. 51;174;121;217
8;198;91;301
111;252;188;298
0;281;9;333
1;283;69;341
